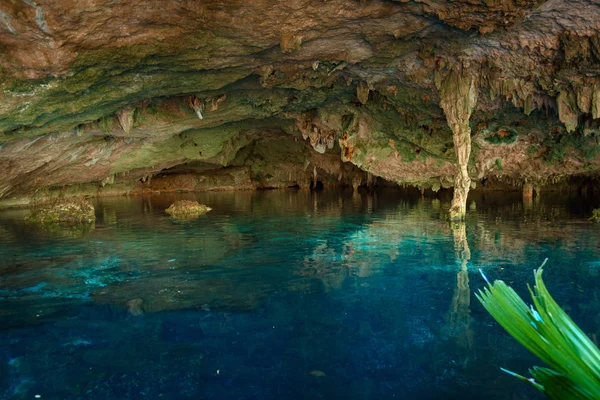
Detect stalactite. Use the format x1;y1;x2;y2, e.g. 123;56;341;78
593;85;600;119
577;86;593;113
489;78;534;114
557;91;578;133
296;112;336;154
356;82;370;105
436;65;478;221
209;94;226;111
116;107;135;134
187;95;203;120
487;74;600;132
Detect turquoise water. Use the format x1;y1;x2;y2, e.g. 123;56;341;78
1;189;600;399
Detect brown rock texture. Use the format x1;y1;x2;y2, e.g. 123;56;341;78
437;66;479;220
24;197;96;223
1;0;600;207
165;200;212;219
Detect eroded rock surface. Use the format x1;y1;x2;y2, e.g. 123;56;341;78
25;198;96;224
1;0;600;212
165;200;212;219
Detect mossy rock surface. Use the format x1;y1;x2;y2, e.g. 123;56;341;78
25;198;96;224
165;200;212;219
483;127;518;145
30;222;96;238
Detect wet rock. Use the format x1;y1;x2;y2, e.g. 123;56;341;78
126;298;145;316
25;198;96;224
165;200;212;219
116;107;135;134
356;82;370;105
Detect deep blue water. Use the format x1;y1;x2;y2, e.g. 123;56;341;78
1;189;600;399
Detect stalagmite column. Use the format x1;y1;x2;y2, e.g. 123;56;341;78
436;67;478;221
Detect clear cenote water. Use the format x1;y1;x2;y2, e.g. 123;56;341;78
1;189;600;400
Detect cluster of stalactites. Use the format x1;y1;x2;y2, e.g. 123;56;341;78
186;94;227;120
489;78;537;115
297;112;336;154
489;76;600;133
556;83;600;133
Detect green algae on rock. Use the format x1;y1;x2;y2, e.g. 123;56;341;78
165;200;212;219
25;198;96;224
2;0;600;217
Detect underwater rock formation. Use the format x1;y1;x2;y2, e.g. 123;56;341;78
126;298;145;316
1;0;600;213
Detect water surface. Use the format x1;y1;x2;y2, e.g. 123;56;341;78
1;189;600;399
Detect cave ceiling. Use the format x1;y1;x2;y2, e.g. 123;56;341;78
1;0;600;200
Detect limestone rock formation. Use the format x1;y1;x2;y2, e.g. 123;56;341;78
25;198;96;224
437;66;478;220
165;200;212;219
1;0;600;215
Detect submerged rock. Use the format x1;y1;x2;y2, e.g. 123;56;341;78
165;200;212;219
25;198;96;224
126;298;145;316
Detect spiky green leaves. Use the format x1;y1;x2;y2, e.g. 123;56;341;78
476;262;600;399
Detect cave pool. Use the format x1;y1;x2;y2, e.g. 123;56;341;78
2;189;600;400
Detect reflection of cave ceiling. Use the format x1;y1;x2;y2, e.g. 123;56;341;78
1;0;600;200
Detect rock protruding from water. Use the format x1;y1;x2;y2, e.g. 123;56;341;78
25;198;96;224
165;200;211;219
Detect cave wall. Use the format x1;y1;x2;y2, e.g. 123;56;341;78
1;0;600;207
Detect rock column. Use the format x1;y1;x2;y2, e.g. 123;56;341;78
437;67;478;221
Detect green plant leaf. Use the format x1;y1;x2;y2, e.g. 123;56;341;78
476;263;600;399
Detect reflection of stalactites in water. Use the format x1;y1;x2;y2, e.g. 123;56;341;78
102;207;117;226
142;197;154;215
444;222;474;367
447;266;473;351
452;222;471;262
351;192;361;209
300;242;345;292
523;183;533;210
